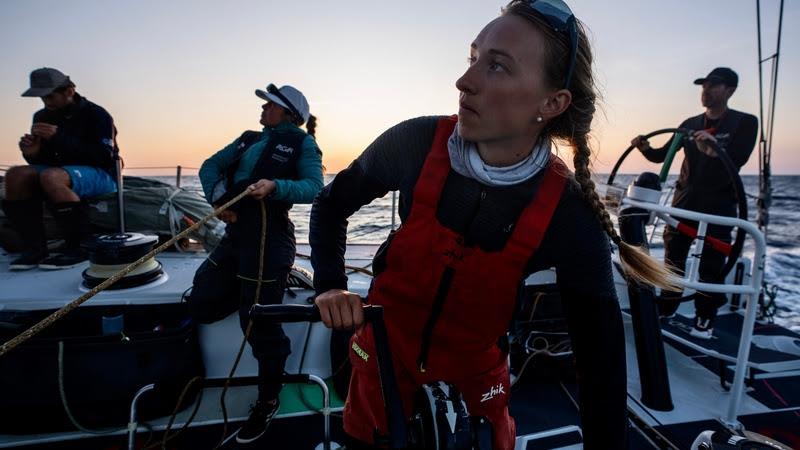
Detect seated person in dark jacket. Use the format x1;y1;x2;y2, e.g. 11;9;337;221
3;67;119;270
631;67;758;339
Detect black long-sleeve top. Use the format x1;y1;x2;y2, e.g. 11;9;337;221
24;93;118;175
641;109;758;217
310;116;627;449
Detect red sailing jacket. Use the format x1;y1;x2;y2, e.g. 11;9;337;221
344;116;568;450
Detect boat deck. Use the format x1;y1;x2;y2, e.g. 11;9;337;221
2;242;799;449
0;243;374;449
0;243;378;310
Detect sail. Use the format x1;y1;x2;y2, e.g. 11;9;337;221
0;176;225;252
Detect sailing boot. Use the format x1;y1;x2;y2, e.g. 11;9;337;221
39;201;90;270
235;398;280;444
2;199;48;270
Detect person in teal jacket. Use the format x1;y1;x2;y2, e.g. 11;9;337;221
197;83;323;444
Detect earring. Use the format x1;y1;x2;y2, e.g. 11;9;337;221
536;116;543;123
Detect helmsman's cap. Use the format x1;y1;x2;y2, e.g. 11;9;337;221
693;67;738;87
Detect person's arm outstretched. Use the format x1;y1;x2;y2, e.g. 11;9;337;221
312;117;440;324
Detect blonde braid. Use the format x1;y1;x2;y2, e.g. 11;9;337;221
503;1;678;290
572;135;679;290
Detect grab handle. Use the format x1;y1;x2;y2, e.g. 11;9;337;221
250;303;322;323
249;303;408;449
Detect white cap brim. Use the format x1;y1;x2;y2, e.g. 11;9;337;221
255;89;290;110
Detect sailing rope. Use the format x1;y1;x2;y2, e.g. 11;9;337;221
57;341;123;435
140;199;268;450
295;252;374;277
147;375;205;450
0;188;253;358
215;199;268;449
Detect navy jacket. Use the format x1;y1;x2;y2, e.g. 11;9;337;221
25;93;118;175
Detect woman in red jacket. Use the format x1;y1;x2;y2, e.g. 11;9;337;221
310;1;674;448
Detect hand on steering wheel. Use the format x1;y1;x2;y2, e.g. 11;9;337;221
631;135;651;151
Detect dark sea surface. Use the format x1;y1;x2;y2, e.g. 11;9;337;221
158;174;800;332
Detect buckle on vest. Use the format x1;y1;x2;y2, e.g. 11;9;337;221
442;248;464;262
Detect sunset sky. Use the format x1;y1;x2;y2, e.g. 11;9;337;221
0;0;797;175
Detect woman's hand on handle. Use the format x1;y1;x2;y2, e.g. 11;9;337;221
315;289;365;330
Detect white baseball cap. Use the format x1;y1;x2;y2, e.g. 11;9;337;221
255;83;311;125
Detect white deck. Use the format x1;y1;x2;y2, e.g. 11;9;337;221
0;243;378;311
622;313;772;426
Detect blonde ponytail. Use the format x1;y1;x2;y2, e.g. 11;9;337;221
572;137;679;290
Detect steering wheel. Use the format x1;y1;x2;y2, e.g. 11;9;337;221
608;128;748;284
607;128;686;187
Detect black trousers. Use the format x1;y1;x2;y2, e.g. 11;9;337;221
188;199;295;402
659;221;732;321
232;202;296;402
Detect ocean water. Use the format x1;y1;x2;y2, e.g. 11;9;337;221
159;174;800;331
611;175;800;332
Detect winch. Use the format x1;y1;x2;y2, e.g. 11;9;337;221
81;153;163;290
407;381;493;449
692;429;792;450
81;232;163;289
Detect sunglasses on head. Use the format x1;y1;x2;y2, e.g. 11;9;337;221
266;83;302;121
528;0;578;89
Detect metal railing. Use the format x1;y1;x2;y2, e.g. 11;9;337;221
621;197;767;429
0;163;399;241
124;165;200;188
123;165;401;239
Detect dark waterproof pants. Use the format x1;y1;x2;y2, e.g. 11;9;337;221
231;201;295;402
659;221;732;321
2;199;46;253
189;199;295;402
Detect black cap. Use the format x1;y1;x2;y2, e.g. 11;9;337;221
21;67;72;97
693;67;738;87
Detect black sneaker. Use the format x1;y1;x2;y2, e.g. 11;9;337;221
235;399;280;444
39;248;88;270
9;249;48;271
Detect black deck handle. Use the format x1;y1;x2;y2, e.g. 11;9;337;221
248;303;408;449
250;303;322;323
